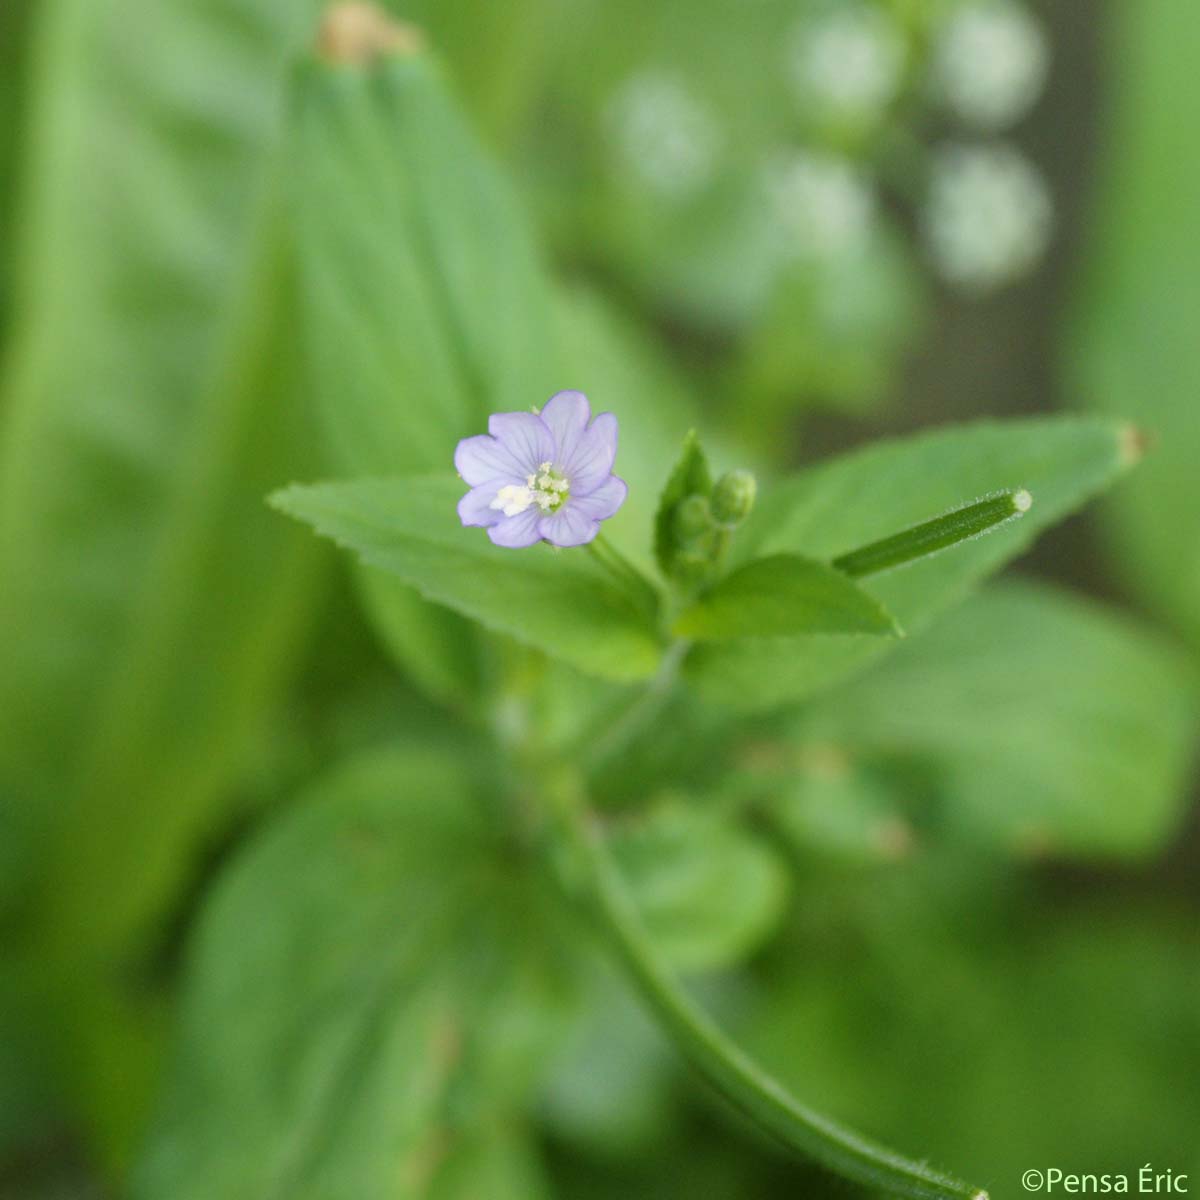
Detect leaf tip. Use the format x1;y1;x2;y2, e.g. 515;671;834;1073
316;2;425;65
266;484;304;516
1117;423;1152;469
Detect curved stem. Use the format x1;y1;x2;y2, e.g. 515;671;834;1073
552;785;988;1200
581;638;689;771
586;533;661;620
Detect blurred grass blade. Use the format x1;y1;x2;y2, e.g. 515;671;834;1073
0;0;335;1160
0;0;330;955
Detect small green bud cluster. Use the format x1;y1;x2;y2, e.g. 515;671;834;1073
711;469;757;526
669;468;757;584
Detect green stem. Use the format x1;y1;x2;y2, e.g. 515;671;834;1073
552;786;988;1200
587;533;661;620
582;638;690;771
833;490;1032;580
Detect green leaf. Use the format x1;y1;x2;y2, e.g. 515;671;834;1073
1066;0;1200;647
612;801;789;971
0;0;326;956
685;416;1135;711
794;581;1199;859
654;431;712;580
674;554;900;640
134;746;562;1200
273;476;663;682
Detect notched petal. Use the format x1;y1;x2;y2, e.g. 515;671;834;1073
540;390;591;462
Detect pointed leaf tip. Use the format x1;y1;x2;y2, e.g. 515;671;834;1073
317;2;425;65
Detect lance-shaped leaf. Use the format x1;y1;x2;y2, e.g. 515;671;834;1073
685;416;1136;711
287;46;565;703
273;476;664;682
674;554;900;640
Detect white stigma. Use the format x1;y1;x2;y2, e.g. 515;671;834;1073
491;463;570;518
490;484;535;517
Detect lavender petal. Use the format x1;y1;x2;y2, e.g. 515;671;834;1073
487;508;543;549
454;435;528;487
539;390;591;464
561;412;619;493
457;479;518;528
488;411;556;475
570;474;628;521
538;505;601;548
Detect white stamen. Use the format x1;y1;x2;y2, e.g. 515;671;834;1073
493;464;572;518
491;484;535;517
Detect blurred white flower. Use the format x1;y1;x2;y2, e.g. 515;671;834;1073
764;151;877;261
935;1;1050;130
788;5;906;123
606;72;720;199
924;142;1052;291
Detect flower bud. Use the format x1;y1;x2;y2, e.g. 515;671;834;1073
711;470;757;525
674;493;714;540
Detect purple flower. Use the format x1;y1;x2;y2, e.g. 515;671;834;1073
455;391;628;548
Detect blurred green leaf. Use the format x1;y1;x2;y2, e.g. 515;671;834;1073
685;416;1134;710
273;476;664;682
612;801;790;971
734;229;927;429
538;962;678;1158
135;746;564;1200
675;554;900;640
746;889;1200;1190
1067;0;1200;646
792;581;1198;858
0;0;329;955
0;0;33;332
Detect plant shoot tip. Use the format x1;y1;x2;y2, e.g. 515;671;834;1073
317;2;425;65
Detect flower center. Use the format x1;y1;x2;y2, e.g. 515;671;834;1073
489;462;570;518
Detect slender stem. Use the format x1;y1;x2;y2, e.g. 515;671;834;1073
550;784;988;1200
833;490;1032;580
582;638;690;772
587;533;661;620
